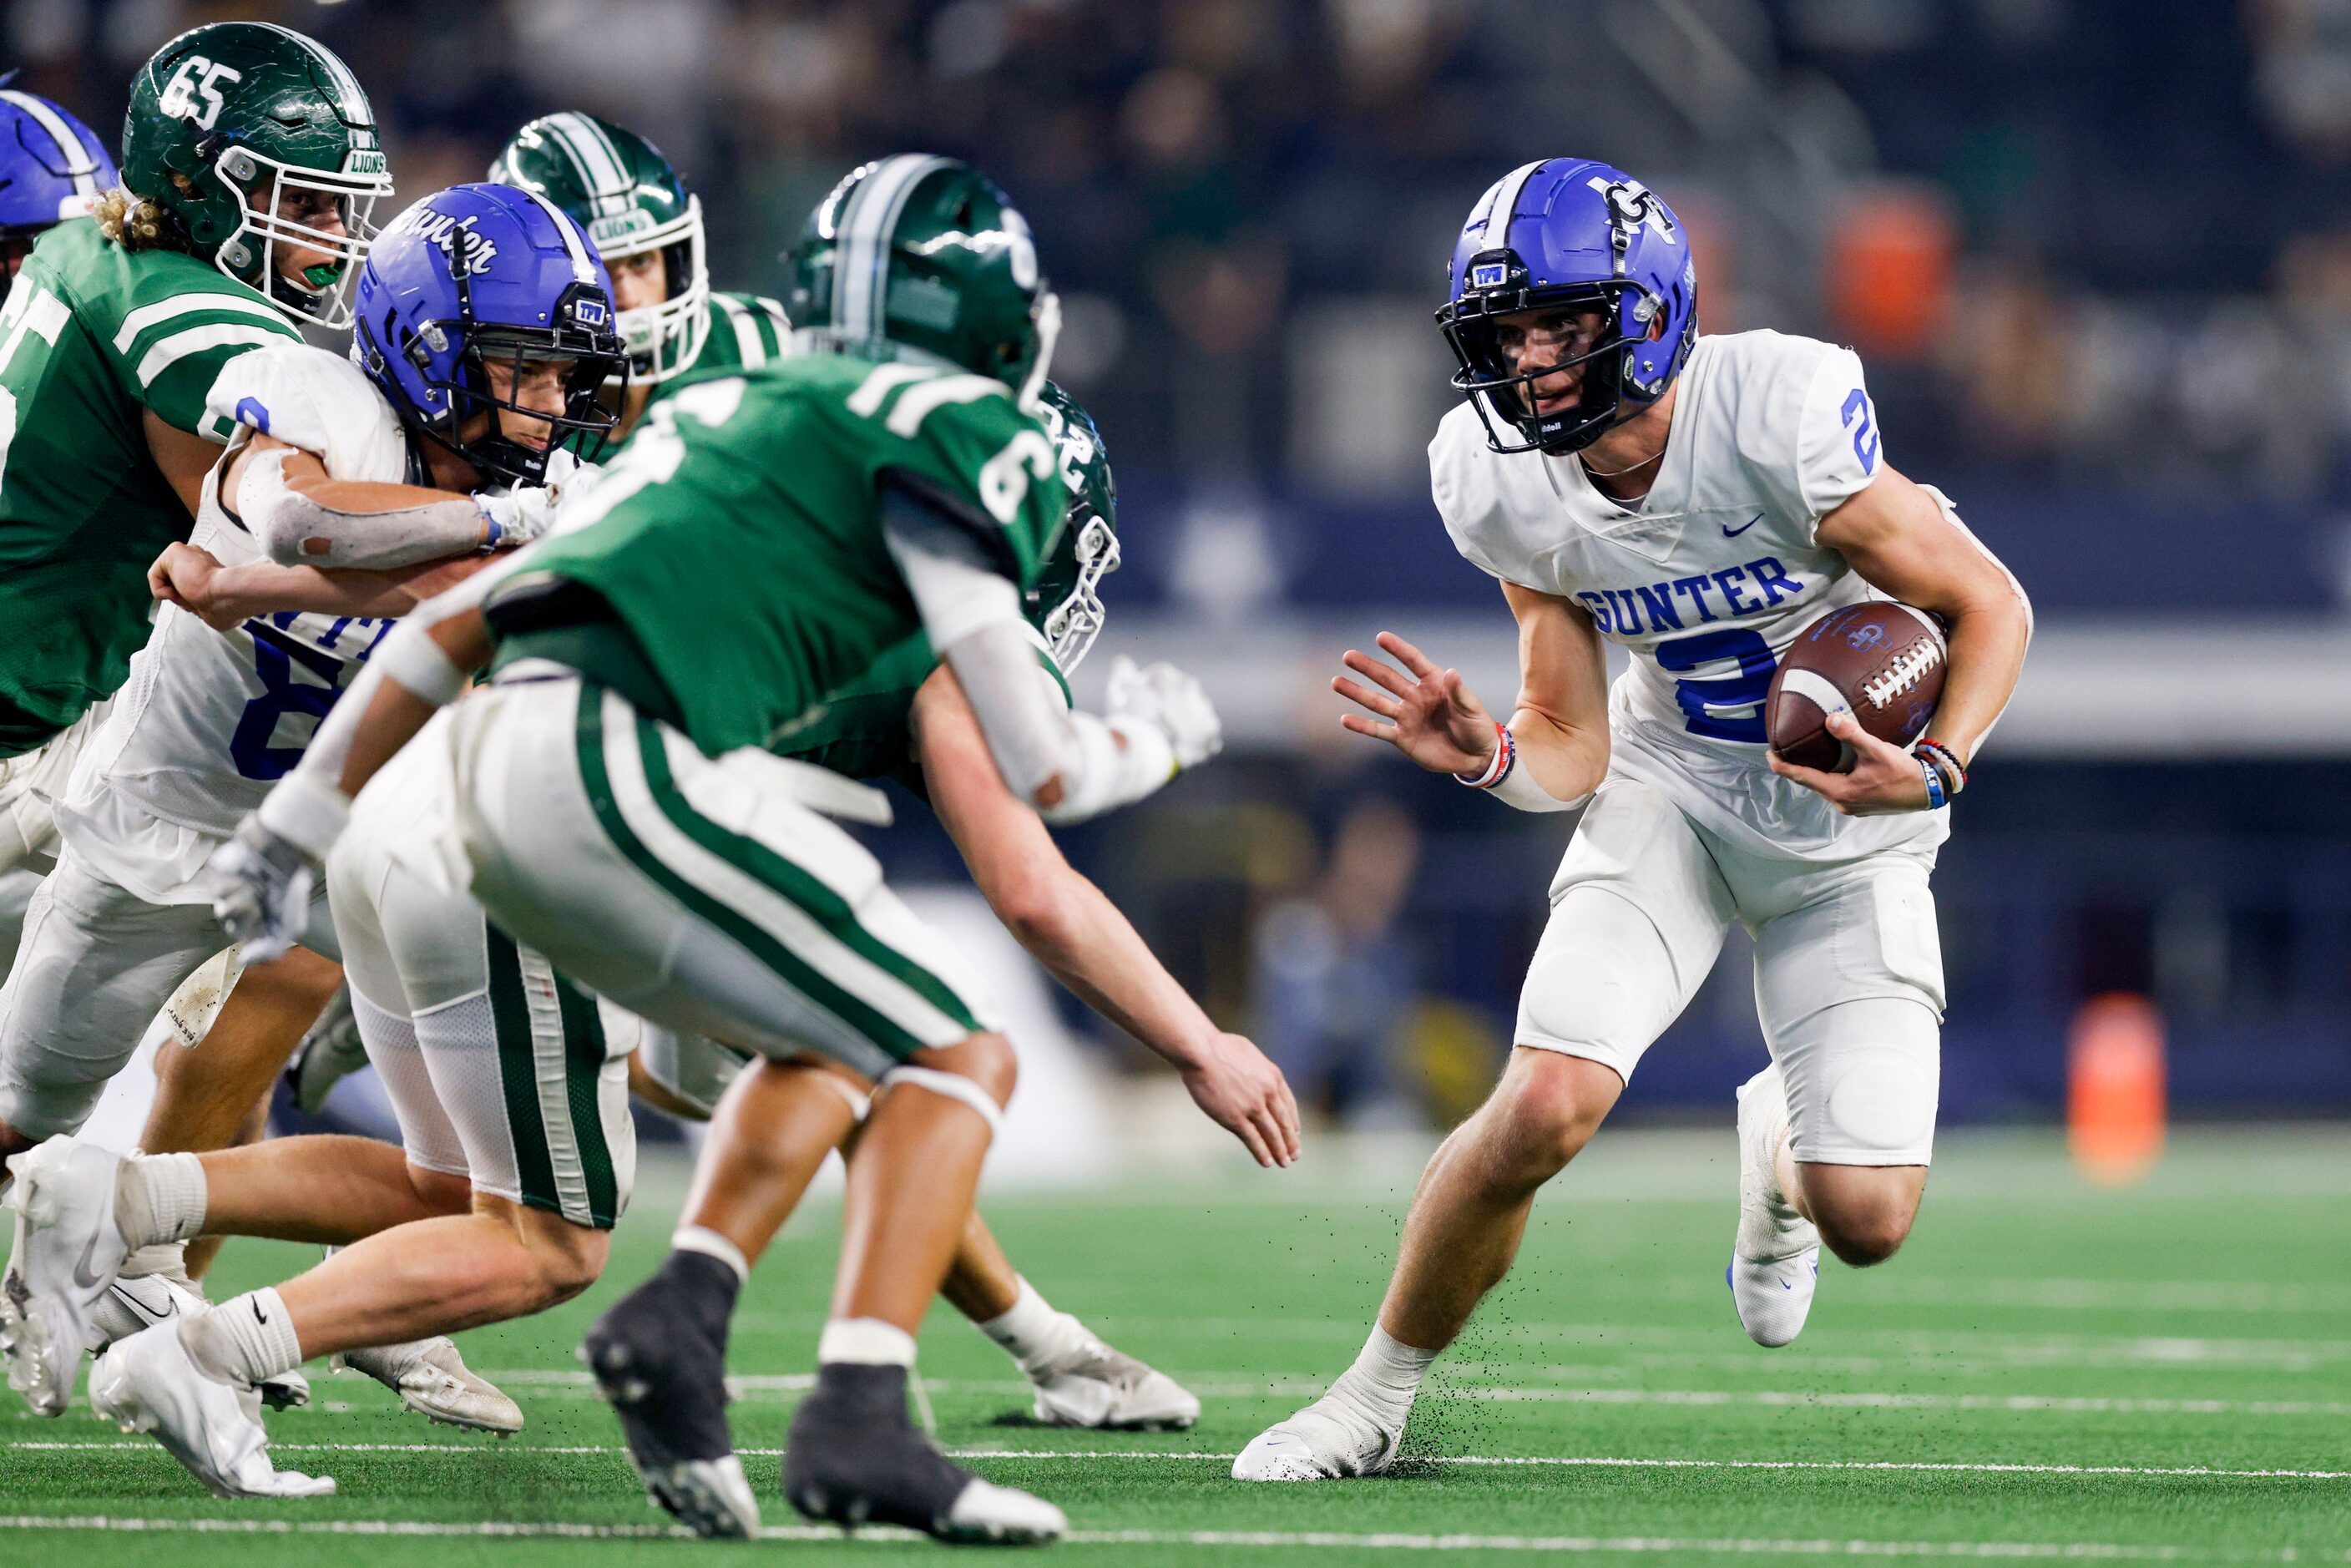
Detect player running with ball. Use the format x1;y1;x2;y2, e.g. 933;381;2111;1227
1236;158;2031;1482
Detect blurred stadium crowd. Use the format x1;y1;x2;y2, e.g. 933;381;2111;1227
14;0;2351;1130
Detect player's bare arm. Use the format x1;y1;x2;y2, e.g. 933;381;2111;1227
1771;467;2032;816
143;410;220;518
217;432;503;565
1333;583;1610;803
149;541;498;630
912;665;1302;1168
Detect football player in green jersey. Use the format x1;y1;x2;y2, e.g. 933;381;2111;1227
0;21;392;784
488;112;790;443
209;155;1294;1544
630;384;1239;1436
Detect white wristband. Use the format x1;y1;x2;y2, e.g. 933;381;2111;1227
374;620;468;706
254;770;351;860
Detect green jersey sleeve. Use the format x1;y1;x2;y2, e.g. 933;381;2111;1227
857;372;1069;591
66;224;303;440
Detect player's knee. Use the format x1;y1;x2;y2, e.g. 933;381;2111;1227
917;1030;1017;1110
1810;1188;1918;1267
523;1222;609;1308
1488;1055;1612;1182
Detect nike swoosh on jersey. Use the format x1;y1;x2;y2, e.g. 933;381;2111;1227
1722;513;1763;537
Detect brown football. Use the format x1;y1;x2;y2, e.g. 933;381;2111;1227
1765;602;1947;772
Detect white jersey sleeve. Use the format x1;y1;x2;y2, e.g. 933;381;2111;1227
203;346;409;483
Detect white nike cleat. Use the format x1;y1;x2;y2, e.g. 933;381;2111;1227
1732;1064;1821;1348
3;1136;131;1414
941;1477;1067;1544
1232;1383;1403;1481
88;1320;335;1499
1027;1330;1200;1430
336;1338;523;1435
88;1274;311;1410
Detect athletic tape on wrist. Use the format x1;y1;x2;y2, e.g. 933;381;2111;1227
876;1065;1004;1137
375;621;468;707
255;770;351;860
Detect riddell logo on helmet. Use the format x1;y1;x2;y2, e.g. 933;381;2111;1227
391;208;501;276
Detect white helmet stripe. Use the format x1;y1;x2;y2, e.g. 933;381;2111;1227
1479;159;1547;253
512;185;599;285
0;91;101;195
544;113;632;219
835;154;950;340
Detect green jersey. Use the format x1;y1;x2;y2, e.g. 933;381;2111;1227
688;291;791;376
507;354;1067;760
775;628;1070;793
0;218;302;755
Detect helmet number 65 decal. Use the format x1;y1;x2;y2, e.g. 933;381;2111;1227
158;57;244;131
1841;388;1879;476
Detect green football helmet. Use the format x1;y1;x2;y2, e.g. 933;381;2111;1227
1029;382;1120;671
121;21;392;328
488;112;709;384
786;154;1057;408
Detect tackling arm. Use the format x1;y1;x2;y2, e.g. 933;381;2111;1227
221;434;493;569
911;666;1300;1168
150;542;500;630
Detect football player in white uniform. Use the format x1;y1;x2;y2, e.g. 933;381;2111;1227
1236;159;2031;1481
0;183;627;1478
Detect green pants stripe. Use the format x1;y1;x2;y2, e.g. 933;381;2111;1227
483;924;619;1227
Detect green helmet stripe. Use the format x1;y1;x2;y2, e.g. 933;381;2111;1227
541;112;633;220
836;154;950;341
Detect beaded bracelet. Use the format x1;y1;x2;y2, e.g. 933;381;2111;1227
1458;721;1517;790
1914;736;1968;800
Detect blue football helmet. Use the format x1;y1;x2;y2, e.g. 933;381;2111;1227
0;84;118;274
353;181;627;486
1438;159;1698;455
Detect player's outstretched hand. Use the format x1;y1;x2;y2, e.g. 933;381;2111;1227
1767;710;1933;816
1332;631;1499;776
205;816;315;965
1180;1031;1302;1169
149;543;246;631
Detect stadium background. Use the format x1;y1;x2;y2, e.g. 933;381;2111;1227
15;0;2351;1141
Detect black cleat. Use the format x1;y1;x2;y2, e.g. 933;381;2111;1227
783;1362;1065;1545
582;1251;757;1539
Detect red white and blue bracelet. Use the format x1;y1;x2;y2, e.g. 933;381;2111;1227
1912;736;1967;809
1457;721;1517;790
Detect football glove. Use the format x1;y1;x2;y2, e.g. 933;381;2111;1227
475;484;559;550
205;816;314;965
1104;656;1222;771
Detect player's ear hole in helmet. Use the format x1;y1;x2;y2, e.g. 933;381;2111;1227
353;182;629;488
1437;159;1698;456
783;154;1059;412
1027;382;1120;672
487;113;710;386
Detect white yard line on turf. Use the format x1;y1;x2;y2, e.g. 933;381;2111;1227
473;1371;2351;1418
9;1441;2346;1480
0;1516;2335;1559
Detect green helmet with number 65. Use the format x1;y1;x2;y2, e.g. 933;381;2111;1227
120;21;392;328
785;154;1058;408
1028;382;1120;671
488;112;709;383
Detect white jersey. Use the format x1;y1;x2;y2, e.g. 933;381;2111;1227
1429;328;1945;862
60;346;412;902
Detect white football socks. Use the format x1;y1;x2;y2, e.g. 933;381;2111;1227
670;1224;751;1285
1334;1325;1438;1426
817;1317;917;1368
975;1277;1084;1375
182;1287;302;1386
115;1151;206;1251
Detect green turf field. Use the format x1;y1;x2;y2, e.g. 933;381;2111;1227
3;1125;2346;1564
